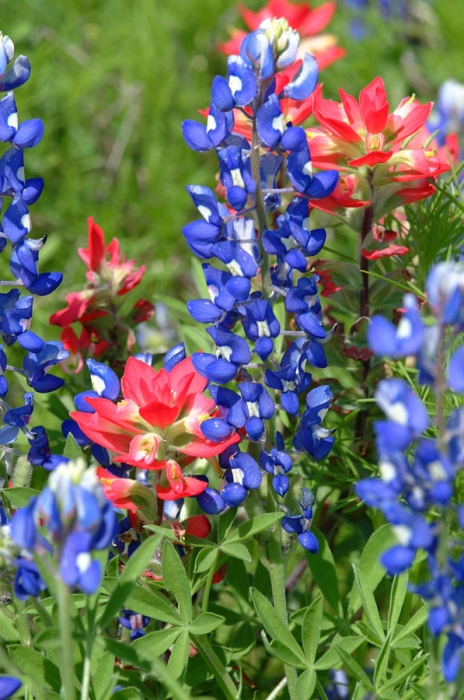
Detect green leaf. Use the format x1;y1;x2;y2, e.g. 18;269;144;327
302;597;323;666
143;523;178;540
0;610;20;642
125;585;182;626
63;432;85;460
352;564;385;643
189;612;225;635
392;606;428;647
228;622;255;660
305;528;341;615
374;630;392;688
348;524;396;615
132;627;182;659
314;636;364;671
296;669;317;699
225;513;283;543
8;645;62;692
251;588;306;665
194;546;219;574
1;487;40;508
103;638;150;672
112;689;142;700
220;542;251;562
225;558;250;603
92;650;115;699
167;629;190;679
387;572;409;637
268;640;306;668
99;534;163;630
377;654;427;692
33;628;63;649
162;539;192;623
335;645;375;691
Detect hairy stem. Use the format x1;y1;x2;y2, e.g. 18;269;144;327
355;198;374;446
57;578;77;700
267;482;301;700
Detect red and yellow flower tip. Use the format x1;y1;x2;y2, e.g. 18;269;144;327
71;356;240;500
219;0;344;70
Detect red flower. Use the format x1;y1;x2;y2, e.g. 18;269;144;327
307;77;452;215
220;0;344;71
71;356;240;500
51;218;153;367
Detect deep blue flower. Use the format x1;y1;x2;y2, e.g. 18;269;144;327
182;102;234;152
0;676;22;700
368;294;424;358
22;341;69;392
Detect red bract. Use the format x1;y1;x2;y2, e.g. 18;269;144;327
71;357;240;500
220;0;344;70
50;218;153;367
307;77;452;215
79;218;146;295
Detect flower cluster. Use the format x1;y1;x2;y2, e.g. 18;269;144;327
0;32;68;472
306;77;452;224
180;16;341;548
356;261;464;681
69;352;240;507
50;217;154;371
10;458;116;593
219;0;345;71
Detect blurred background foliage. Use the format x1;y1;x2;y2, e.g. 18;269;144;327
0;0;462;317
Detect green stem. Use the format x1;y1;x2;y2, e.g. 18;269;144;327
57;578;77;700
80;640;92;700
191;634;237;700
267;482;300;700
30;596;54;627
354;197;374;446
201;549;219;613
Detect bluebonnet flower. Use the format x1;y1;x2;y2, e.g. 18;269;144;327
10;459;117;594
357;261;464;681
260;432;293;496
0;32;66;459
181;17;338;547
119;610;150;641
282;487;319;552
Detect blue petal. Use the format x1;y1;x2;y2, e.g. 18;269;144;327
220;482;248;507
12;119;44;148
200;417;234;441
298;530;319;553
284;53;318;101
197;487;226;514
182;120;212;152
211;75;235;112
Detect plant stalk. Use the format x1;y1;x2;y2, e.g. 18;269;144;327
57;578;77;700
